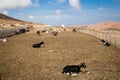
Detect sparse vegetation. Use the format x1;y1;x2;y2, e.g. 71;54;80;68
0;32;120;80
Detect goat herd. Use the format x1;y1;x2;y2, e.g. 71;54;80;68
36;30;58;36
1;28;110;76
31;28;110;76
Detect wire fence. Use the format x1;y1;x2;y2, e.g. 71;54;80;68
78;29;120;49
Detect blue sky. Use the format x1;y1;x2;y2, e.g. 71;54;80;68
0;0;120;26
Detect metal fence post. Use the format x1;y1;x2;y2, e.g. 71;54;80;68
115;36;116;47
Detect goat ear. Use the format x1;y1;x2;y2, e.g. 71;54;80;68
81;62;85;64
42;41;44;43
82;62;85;65
81;62;86;67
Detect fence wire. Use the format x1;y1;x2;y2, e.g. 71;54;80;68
79;29;120;49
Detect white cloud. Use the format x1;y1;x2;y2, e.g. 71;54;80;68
39;14;78;25
56;10;62;14
28;15;34;19
58;0;66;3
98;6;105;11
0;0;32;10
18;13;24;16
2;10;9;15
48;0;65;4
69;0;81;10
33;0;40;7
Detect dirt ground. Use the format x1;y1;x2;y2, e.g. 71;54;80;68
0;31;120;80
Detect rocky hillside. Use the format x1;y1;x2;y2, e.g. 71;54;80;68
0;14;34;30
0;14;22;21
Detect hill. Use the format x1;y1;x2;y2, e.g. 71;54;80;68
0;14;23;21
87;22;120;30
0;14;33;30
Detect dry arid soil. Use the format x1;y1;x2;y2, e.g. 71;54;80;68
0;31;120;80
87;22;120;30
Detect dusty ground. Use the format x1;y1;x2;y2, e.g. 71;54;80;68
0;31;120;80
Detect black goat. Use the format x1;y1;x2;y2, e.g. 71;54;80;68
53;32;58;36
32;42;44;48
51;31;58;36
62;62;86;75
41;30;47;33
101;39;110;46
36;31;41;36
15;28;26;34
72;28;76;32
